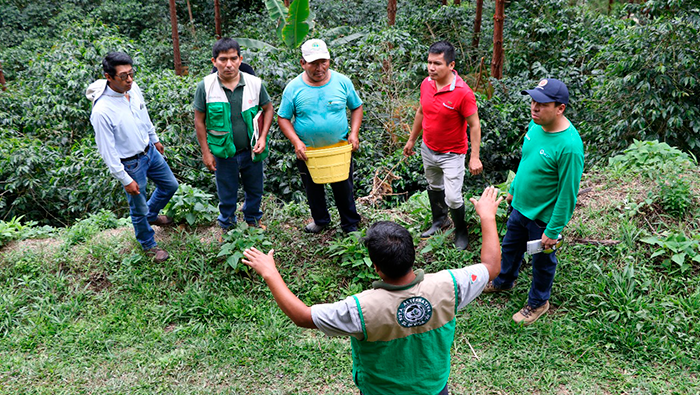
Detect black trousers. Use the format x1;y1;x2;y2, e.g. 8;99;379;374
296;158;361;232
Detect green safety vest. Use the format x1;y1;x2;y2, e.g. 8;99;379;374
350;270;459;395
203;71;268;161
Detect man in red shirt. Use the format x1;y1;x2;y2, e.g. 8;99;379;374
404;41;483;250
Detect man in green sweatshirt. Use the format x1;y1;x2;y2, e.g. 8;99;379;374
483;78;584;325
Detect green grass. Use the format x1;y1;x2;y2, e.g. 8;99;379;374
1;169;700;394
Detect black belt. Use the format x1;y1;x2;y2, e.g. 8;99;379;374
120;144;150;162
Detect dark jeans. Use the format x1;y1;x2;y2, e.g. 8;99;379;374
296;159;360;232
122;143;179;250
214;150;264;229
492;208;558;308
361;384;448;395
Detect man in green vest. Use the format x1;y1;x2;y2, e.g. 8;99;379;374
242;187;503;395
194;38;274;233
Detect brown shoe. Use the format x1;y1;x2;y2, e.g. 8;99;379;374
149;215;174;227
482;280;516;294
145;247;169;263
246;220;267;230
512;301;550;325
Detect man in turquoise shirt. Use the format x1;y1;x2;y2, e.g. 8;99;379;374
483;78;584;325
278;39;363;234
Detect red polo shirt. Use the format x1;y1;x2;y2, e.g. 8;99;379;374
420;71;477;154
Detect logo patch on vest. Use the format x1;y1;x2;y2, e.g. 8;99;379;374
396;297;433;328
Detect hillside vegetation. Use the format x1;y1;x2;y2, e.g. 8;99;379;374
1;0;700;393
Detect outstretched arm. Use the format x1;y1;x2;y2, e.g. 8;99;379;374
242;248;316;328
469;186;503;280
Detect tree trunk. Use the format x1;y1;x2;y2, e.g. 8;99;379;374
186;0;197;39
472;0;483;49
284;0;290;6
491;0;505;79
168;0;184;76
387;0;397;26
454;0;461;4
0;61;6;91
442;0;447;5
214;0;222;39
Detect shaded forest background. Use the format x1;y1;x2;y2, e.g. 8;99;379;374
0;0;698;227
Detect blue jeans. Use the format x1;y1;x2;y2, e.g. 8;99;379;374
493;209;558;308
214;150;264;229
297;159;360;232
122;143;179;250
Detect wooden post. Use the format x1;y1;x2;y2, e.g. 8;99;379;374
472;0;483;50
214;0;222;39
387;0;397;26
186;0;197;39
491;0;505;79
169;0;183;76
0;61;6;91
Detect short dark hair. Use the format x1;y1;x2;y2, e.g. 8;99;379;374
363;221;415;279
212;38;241;59
429;40;455;65
102;52;133;77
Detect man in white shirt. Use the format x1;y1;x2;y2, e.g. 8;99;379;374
87;52;178;263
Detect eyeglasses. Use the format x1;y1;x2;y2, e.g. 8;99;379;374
115;70;135;81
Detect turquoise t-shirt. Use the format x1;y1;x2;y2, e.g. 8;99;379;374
277;70;362;148
509;119;584;239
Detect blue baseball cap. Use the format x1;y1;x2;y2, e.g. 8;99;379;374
521;78;569;105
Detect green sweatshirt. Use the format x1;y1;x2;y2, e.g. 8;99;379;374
510;119;584;239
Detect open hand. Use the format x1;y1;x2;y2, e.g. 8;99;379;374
469;186;503;219
242;247;278;278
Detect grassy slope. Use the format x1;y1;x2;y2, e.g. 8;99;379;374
1;170;699;395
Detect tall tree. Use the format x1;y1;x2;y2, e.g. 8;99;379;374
387;0;397;26
0;61;6;91
472;0;483;50
169;0;184;76
215;0;222;39
491;0;505;79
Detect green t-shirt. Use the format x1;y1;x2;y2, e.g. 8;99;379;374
509;119;584;239
194;73;271;151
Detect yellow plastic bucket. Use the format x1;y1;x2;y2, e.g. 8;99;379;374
305;142;352;184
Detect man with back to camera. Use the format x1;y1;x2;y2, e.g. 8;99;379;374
86;51;179;263
483;78;584;325
277;39;363;234
241;186;503;395
403;40;483;251
193;38;274;234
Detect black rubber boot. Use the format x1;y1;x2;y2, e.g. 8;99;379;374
450;205;469;251
420;189;450;238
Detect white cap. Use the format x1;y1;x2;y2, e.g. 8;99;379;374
301;39;330;62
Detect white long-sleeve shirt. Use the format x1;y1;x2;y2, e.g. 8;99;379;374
89;82;159;186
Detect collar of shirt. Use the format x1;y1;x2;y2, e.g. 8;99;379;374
103;84;128;97
218;73;246;91
428;70;464;93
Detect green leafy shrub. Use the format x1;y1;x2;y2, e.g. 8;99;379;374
586;9;700;161
608;140;696;175
219;224;272;271
62;209;130;247
641;233;700;274
651;176;695;218
327;230;375;284
163;184;218;227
